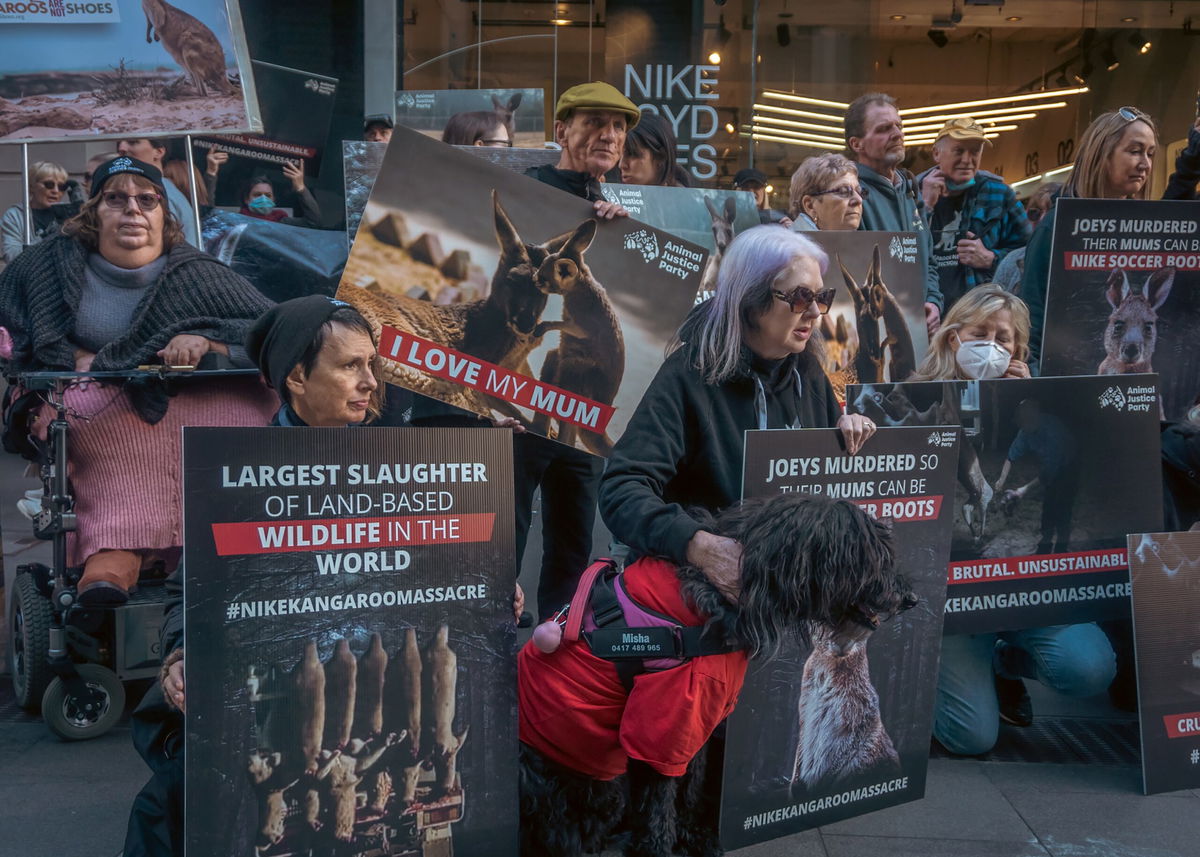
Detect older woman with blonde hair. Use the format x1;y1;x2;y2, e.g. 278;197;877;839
1;160;73;263
1022;107;1157;366
788;152;866;232
908;284;1031;381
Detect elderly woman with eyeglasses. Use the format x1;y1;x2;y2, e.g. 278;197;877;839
1;160;75;264
788;153;867;232
1022;107;1157;368
600;227;876;599
0;156;275;605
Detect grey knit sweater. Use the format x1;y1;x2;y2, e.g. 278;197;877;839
0;235;272;422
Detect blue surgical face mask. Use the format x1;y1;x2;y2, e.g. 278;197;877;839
248;194;274;213
945;176;976;192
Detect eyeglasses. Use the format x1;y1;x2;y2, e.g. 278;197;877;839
1117;106;1149;124
810;184;869;201
40;180;68;192
771;286;836;315
480;138;513;148
100;190;162;212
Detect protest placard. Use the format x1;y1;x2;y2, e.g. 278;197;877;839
395;88;544;147
184;426;517;857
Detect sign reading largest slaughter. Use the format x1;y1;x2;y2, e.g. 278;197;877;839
334;125;706;455
183;427;518;857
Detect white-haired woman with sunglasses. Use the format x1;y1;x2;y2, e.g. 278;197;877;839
600;226;876;599
0;156;275;605
1022;106;1157;369
1;160;73;264
788;153;866;232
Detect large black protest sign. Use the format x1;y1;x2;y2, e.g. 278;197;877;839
194;60;338;205
810;231;929;402
335;125;704;456
848;375;1162;634
1040;198;1200;420
184;427;517;857
721;426;958;850
1127;530;1200;796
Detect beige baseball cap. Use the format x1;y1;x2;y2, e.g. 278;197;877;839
935;116;989;145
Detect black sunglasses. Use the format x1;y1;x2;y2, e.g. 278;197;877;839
771;286;836;315
40;180;68;192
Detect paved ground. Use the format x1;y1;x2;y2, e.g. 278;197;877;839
2;442;1198;857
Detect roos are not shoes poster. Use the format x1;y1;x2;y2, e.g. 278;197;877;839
0;0;260;141
334;125;705;456
1126;529;1200;796
721;426;959;850
183;427;518;857
847;375;1163;634
1039;198;1200;420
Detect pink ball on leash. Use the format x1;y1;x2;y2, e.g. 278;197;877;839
532;621;563;653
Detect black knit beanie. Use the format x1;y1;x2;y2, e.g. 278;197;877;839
245;295;353;396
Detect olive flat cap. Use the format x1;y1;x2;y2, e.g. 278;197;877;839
555;82;641;128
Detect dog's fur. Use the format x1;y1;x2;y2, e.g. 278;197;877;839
519;493;911;857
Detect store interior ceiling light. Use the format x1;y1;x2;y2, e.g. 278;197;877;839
1010;164;1074;189
709;51;721;64
1129;32;1152;53
1102;46;1120;70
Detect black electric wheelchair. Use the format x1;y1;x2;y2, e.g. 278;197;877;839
6;366;259;739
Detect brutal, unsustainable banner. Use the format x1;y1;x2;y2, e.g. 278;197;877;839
1040;198;1200;421
183;427;518;857
334;124;705;455
721;426;959;850
194;60;338;204
0;0;260;141
395;88;545;148
807;231;930;404
847;375;1162;634
1126;530;1200;796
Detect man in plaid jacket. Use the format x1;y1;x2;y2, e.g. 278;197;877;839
916;117;1031;312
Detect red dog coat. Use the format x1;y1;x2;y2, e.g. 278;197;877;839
518;556;748;780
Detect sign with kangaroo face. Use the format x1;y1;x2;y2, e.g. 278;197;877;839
804;230;930;405
1041;198;1200;421
183;427;518;857
847;374;1163;634
335;124;706;456
722;426;959;849
1126;529;1200;796
395;88;545;148
0;0;261;142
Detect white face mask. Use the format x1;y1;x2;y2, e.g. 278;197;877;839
955;339;1011;380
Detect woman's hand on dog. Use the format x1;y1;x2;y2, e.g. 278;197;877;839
837;413;877;455
686;530;743;604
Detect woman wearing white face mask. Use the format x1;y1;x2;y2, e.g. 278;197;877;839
907;284;1030;381
903;282;1114;755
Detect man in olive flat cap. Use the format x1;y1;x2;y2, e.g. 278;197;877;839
916;116;1030;311
525;81;640;219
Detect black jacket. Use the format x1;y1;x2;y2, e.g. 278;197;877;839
1163;126;1200;201
1162;421;1200;531
523;164;605;202
599;344;841;565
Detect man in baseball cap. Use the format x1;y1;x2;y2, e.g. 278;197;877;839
916;116;1030;311
733;167;790;225
363;113;394;143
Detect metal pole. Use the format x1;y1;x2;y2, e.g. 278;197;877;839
21;142;32;247
477;0;483;86
749;0;758;170
183;135;203;241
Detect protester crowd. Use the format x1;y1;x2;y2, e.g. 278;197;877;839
1;75;1199;857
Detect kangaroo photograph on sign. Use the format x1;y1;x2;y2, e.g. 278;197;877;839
0;0;260;141
848;375;1163;634
395;88;545;147
721;426;959;850
1040;198;1200;420
334;125;705;455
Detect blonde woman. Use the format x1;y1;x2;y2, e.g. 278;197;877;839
907;284;1031;381
1;160;72;263
788;152;865;231
1022;107;1157;365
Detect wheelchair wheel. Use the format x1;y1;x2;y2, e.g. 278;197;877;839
8;570;53;712
41;664;125;741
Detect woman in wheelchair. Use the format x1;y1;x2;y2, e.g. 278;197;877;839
0;155;277;606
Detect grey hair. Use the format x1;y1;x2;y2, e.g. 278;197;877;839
789;152;857;217
686;226;829;385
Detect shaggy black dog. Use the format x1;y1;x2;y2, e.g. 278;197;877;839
518;492;913;857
